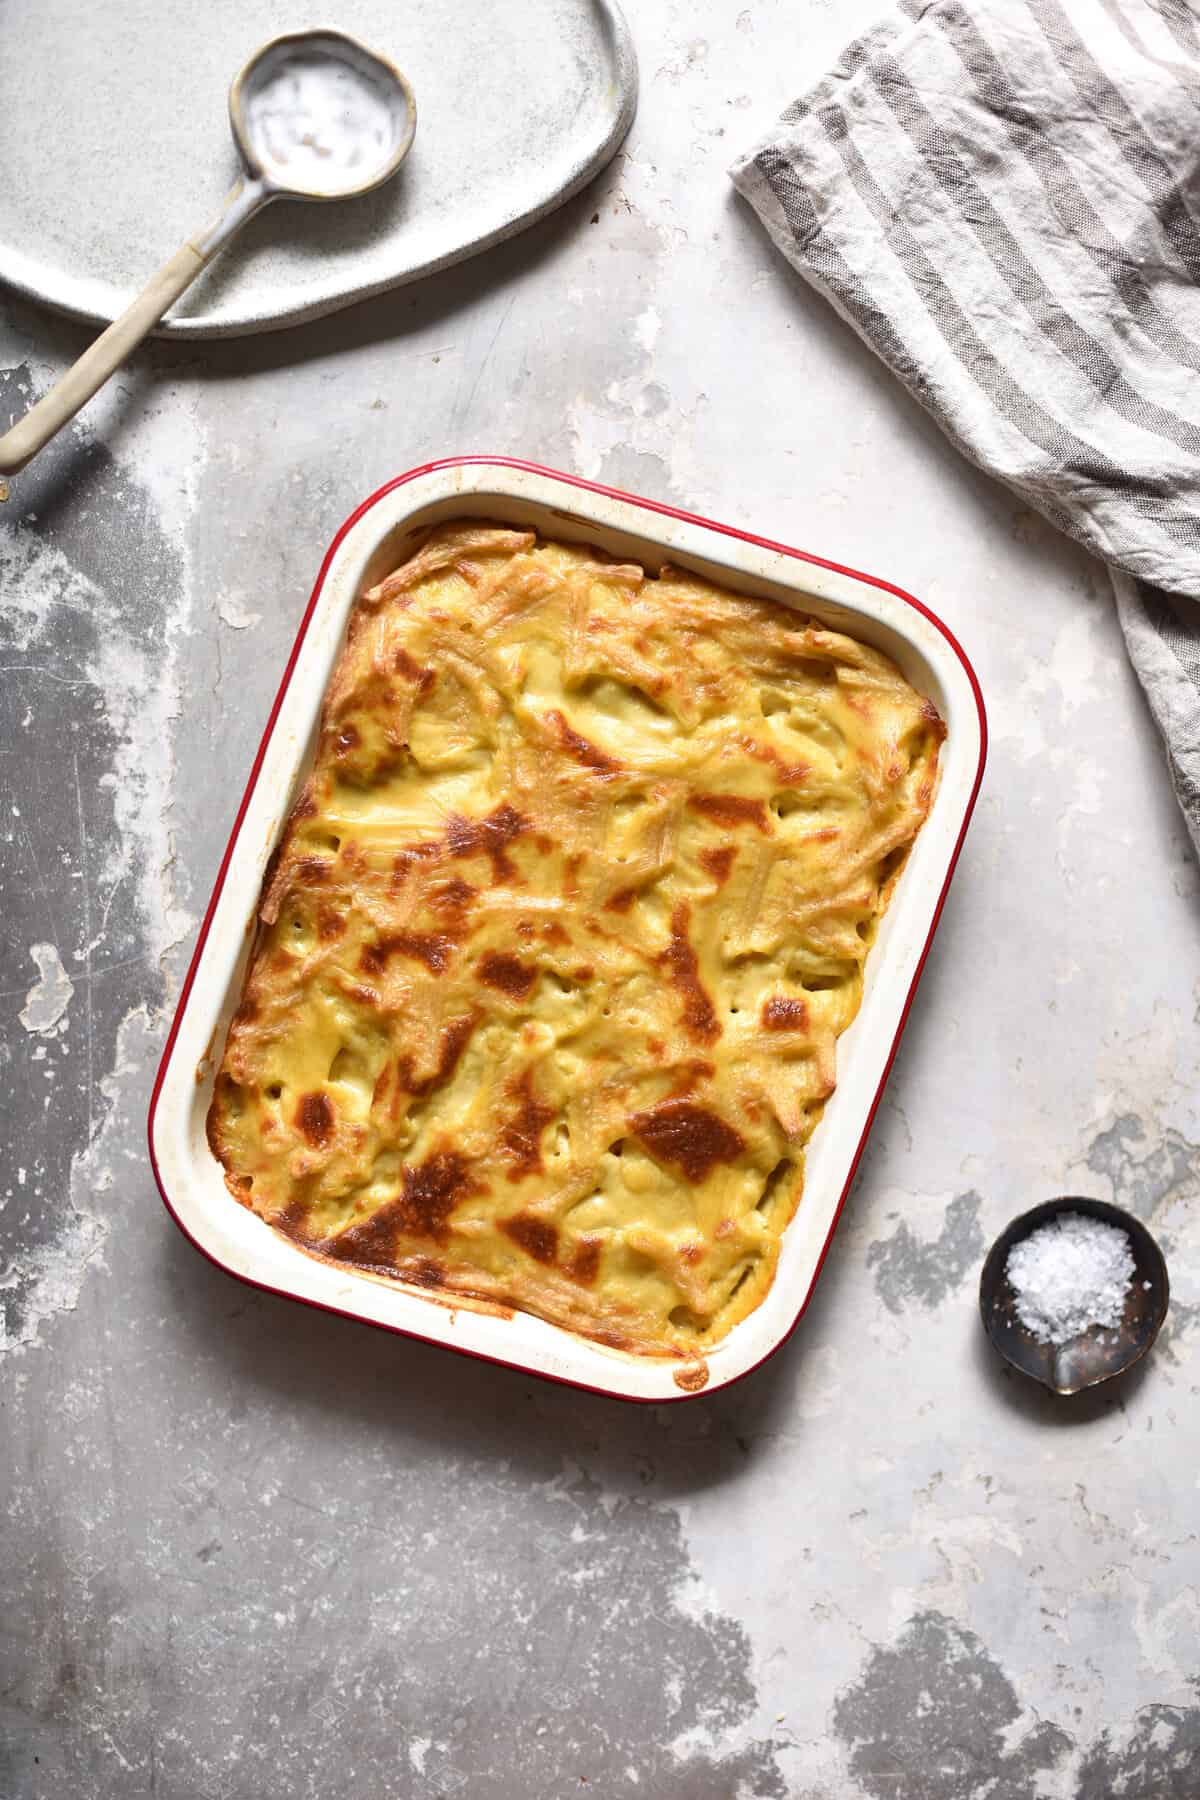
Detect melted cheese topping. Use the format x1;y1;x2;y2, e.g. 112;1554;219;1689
207;523;943;1359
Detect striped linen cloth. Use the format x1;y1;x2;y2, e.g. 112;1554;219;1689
731;0;1200;853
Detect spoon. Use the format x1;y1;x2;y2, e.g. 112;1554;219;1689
979;1195;1169;1396
0;29;416;490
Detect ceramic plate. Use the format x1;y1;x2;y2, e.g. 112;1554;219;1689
0;0;636;338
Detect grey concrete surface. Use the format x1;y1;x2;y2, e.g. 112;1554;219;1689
3;4;1199;1796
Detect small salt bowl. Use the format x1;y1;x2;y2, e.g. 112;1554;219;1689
979;1196;1169;1396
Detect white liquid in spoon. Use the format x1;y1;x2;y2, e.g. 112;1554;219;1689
245;54;400;194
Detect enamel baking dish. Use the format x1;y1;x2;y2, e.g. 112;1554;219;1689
149;458;986;1401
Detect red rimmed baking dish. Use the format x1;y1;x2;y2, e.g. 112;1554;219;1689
149;458;986;1401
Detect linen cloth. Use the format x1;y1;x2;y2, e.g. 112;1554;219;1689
731;0;1200;852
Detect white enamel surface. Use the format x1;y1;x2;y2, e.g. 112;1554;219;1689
0;0;635;337
150;461;984;1402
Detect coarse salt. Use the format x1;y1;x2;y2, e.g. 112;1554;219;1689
1005;1213;1135;1345
246;55;398;195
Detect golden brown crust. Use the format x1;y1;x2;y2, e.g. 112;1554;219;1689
206;522;943;1356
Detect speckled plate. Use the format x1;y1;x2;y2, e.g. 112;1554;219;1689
0;0;636;339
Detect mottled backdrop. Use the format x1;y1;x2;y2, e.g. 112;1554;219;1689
3;3;1199;1796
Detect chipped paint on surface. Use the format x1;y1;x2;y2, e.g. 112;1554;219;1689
2;1332;789;1795
1084;1113;1200;1223
4;0;1200;1785
0;371;195;965
633;304;663;354
0;528;103;651
832;1608;1200;1800
0;1006;151;1356
19;943;74;1035
866;1191;985;1314
1078;1112;1200;1361
216;591;262;631
0;359;197;1355
833;1611;1073;1798
1076;1704;1200;1799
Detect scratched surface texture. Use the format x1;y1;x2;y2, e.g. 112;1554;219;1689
3;2;1200;1796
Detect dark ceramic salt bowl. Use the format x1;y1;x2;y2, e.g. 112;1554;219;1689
979;1196;1169;1396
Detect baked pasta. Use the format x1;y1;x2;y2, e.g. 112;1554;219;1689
207;522;943;1359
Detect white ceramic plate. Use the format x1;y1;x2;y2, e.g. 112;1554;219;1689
149;459;987;1401
0;1;636;339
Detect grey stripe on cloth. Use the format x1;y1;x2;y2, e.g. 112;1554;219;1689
1158;0;1200;57
911;0;1200;378
1115;573;1200;836
731;0;1200;856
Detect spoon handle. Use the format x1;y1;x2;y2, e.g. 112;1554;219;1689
0;179;266;483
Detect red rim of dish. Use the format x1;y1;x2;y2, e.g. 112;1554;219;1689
147;455;989;1403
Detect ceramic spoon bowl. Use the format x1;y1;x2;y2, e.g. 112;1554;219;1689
979;1196;1169;1396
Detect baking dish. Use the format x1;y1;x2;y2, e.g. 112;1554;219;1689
149;458;986;1401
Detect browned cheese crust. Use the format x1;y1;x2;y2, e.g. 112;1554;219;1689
207;523;943;1356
